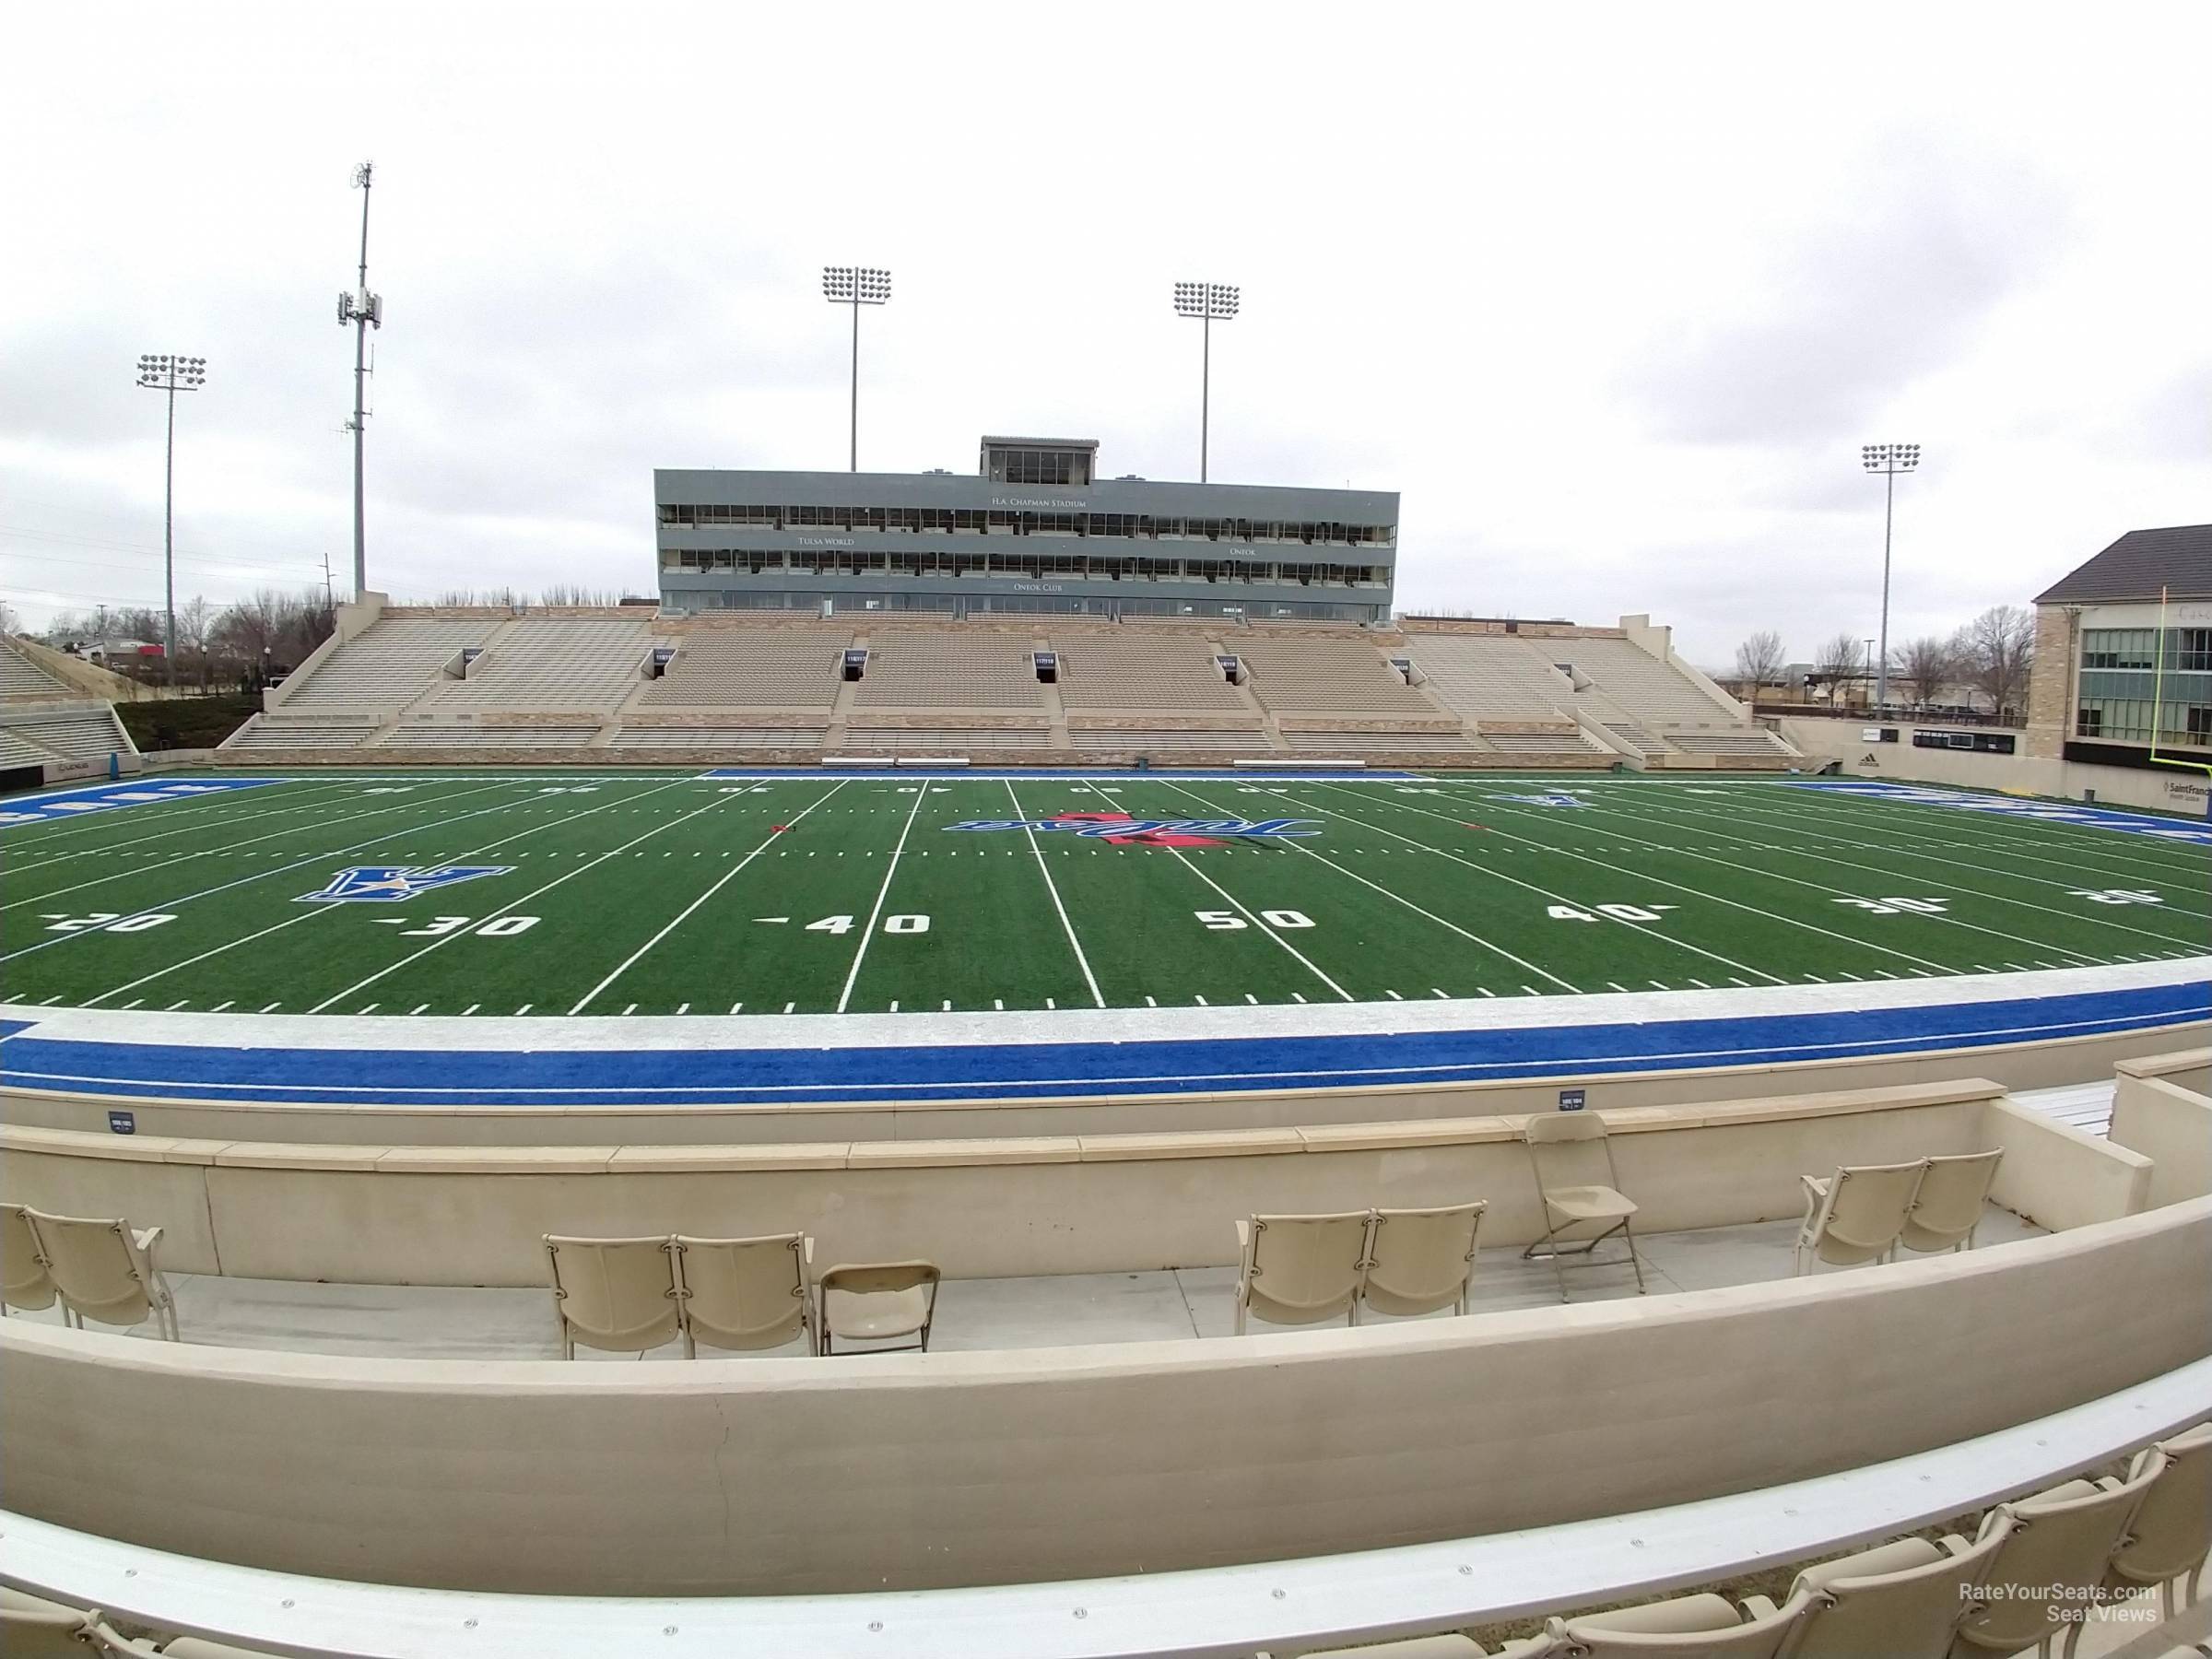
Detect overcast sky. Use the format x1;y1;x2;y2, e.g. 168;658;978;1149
5;2;2206;667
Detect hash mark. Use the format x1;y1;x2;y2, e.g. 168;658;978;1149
409;1004;429;1015
463;1004;479;1016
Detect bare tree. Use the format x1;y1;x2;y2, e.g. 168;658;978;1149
1812;631;1865;700
1959;605;2035;717
1733;629;1787;690
0;598;19;636
1893;635;1957;707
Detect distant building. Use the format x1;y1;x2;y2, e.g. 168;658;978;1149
654;437;1398;624
2026;523;2212;766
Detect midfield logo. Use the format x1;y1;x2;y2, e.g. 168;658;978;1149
295;865;514;903
946;811;1319;848
1488;792;1589;808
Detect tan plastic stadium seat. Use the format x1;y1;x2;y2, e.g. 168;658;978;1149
2;1201;60;1316
1948;1455;2164;1659
677;1233;816;1355
816;1260;940;1354
1521;1112;1646;1301
23;1208;179;1340
1793;1161;1924;1275
1359;1202;1488;1320
1233;1210;1373;1334
1540;1589;1807;1655
1;1586;92;1658
1898;1149;2005;1255
2107;1420;2212;1619
543;1234;682;1359
1776;1525;2010;1659
1279;1635;1493;1657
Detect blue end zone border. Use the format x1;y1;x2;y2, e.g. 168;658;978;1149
0;778;276;827
2;980;2204;1107
1787;781;2212;844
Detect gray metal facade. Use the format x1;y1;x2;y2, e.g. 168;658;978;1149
653;444;1399;623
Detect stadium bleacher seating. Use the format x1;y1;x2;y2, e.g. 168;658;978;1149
0;638;76;698
209;604;1794;764
1055;637;1250;711
637;630;846;709
418;616;652;712
276;616;500;712
0;704;131;760
850;637;1049;709
1233;637;1441;715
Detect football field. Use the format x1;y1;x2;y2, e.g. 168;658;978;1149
2;771;2206;1019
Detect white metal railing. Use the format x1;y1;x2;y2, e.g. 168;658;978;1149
2;1358;2206;1657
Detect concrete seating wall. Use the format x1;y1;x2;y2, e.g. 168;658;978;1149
2112;1049;2212;1209
4;1196;2205;1599
0;1082;2153;1288
1235;639;1440;714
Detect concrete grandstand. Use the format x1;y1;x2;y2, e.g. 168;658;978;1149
216;594;1795;768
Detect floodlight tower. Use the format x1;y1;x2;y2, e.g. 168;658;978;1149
1860;442;1921;709
1172;281;1239;483
135;354;207;685
822;265;891;472
338;161;383;598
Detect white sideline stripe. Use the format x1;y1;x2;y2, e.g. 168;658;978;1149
1157;777;1579;994
6;955;2203;1056
304;779;735;1016
1006;779;1105;1008
836;782;929;1014
567;782;847;1014
1074;778;1349;1002
0;1359;2201;1659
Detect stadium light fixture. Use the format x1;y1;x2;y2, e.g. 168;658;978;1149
1860;442;1922;710
823;265;892;472
338;161;383;600
135;354;209;685
1173;281;1240;483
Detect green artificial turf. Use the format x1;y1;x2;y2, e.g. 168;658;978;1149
3;771;2206;1018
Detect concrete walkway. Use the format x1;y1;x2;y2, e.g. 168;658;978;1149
9;1206;2048;1361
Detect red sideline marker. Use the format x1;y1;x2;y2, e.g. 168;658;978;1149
771;825;790;833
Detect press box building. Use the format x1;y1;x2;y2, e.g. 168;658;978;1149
654;437;1398;624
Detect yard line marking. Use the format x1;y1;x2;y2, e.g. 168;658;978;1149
567;782;847;1015
463;1004;479;1016
211;1000;233;1012
729;1002;743;1014
1593;792;2210;944
1159;778;1574;995
836;782;929;1015
1004;780;1107;1007
675;1003;689;1015
1385;989;1403;1000
410;1004;429;1015
165;999;189;1011
289;778;723;1015
1;776;530;923
516;1004;533;1015
65;778;697;1008
1330;782;1948;979
1747;784;2211;884
1270;782;1789;986
259;1002;280;1013
4;779;368;871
